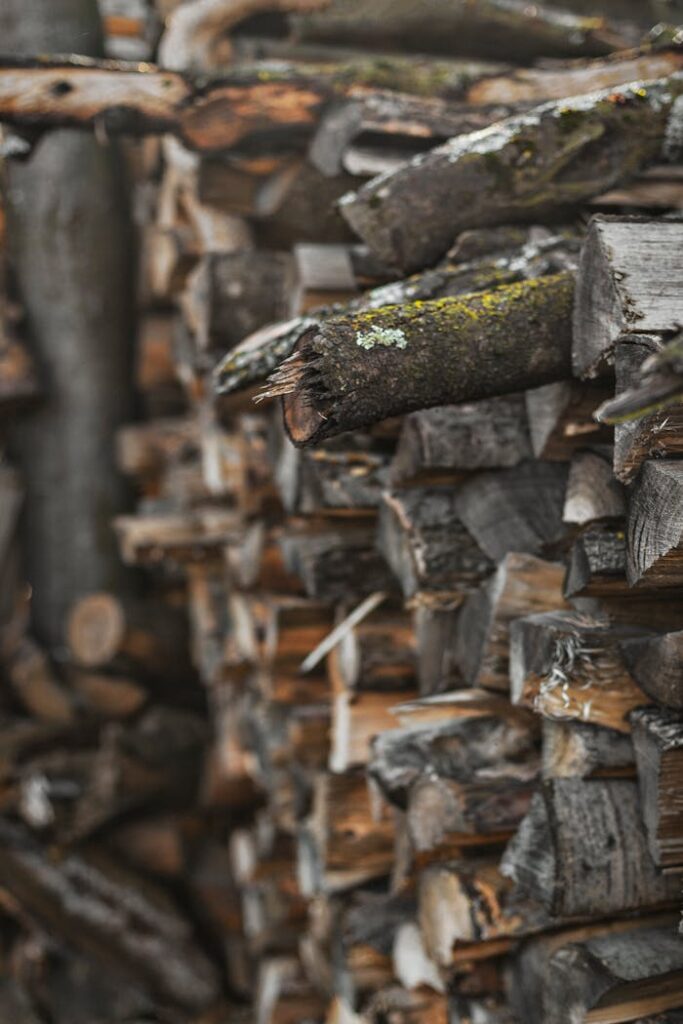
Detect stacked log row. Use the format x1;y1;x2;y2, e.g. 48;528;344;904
2;1;683;1022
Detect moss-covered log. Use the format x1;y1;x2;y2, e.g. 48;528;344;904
290;0;640;62
339;75;683;273
214;229;578;394
265;272;575;446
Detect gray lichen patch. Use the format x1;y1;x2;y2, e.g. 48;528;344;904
355;326;408;350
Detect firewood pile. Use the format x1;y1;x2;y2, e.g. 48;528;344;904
3;1;683;1022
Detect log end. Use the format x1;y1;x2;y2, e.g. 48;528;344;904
67;591;126;667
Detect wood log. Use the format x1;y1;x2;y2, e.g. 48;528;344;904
525;380;613;461
277;436;392;514
627;461;683;586
412;596;463;695
389;396;532;485
217;226;577;397
279;518;396;601
0;818;220;1011
501;778;680;917
419;859;550;968
631;707;683;870
563;448;625;525
378;486;492;599
4;637;76;725
620;630;683;710
542;719;634;779
181;250;299;354
455;553;567;692
609;336;683;484
544;925;683;1024
564;523;629;598
368;709;538;808
66;590;192;681
510;611;650;732
291;0;639;61
338;79;683;274
332;608;416;692
573;217;683;379
506;915;679;1024
270;273;575;446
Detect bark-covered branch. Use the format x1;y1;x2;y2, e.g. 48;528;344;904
339;74;683;272
264;272;575;446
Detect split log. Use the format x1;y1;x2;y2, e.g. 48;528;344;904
501;778;680;917
378;486;492;599
510;611;650;732
0;819;220;1011
330;688;418;772
412;596;463;695
454;461;569;563
573;217;683;379
542;719;634;779
389;396;532;485
544;925;683;1024
228;593;332;667
620;630;683;710
270;273;575;446
4;637;76;724
277;437;392;513
456;553;567;692
419;860;550;968
626;461;683;586
368;709;538;809
564;524;629;598
631;707;683;870
525;380;612;461
279;519;396;600
338;79;683;273
299;770;395;894
506;915;679;1024
291;0;639;61
332;608;416;692
181;250;298;355
563;448;625;525
608;335;683;484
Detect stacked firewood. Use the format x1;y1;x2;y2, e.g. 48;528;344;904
3;1;683;1022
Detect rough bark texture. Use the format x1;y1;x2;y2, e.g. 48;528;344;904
273;273;575;446
339;78;683;273
501;778;680;917
3;0;134;649
627;460;683;586
620;630;683;710
632;706;683;870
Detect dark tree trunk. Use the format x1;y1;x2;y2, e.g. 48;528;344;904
2;0;135;649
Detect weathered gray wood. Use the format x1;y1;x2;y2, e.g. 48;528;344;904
389;396;532;484
3;0;134;650
270;273;575;446
563;448;626;525
456;553;567;692
564;524;629;598
632;706;683;870
610;335;683;483
378;487;492;598
627;460;683;586
501;778;680;917
573;217;683;378
620;630;683;710
545;925;683;1024
291;0;639;61
339;79;683;273
524;379;612;461
181;250;299;354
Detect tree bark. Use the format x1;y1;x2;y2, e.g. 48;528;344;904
271;272;575;446
339;77;683;273
2;0;135;650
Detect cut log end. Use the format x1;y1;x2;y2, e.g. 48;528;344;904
66;591;127;667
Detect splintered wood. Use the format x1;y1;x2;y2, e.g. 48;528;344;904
2;1;683;1023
